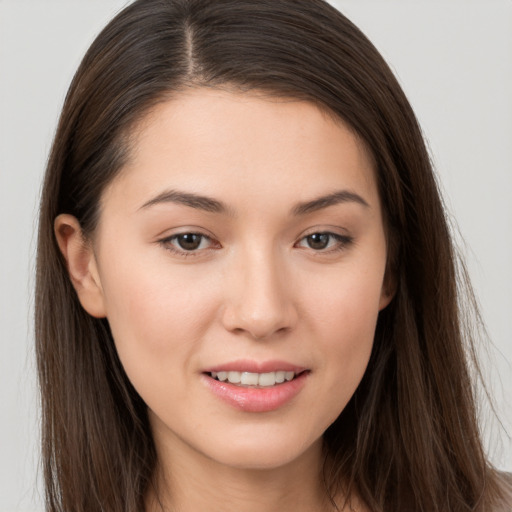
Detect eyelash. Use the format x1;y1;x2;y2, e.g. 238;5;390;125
159;232;219;257
159;231;354;258
294;232;354;253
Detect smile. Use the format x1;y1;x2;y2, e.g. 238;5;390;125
209;370;297;387
203;368;309;412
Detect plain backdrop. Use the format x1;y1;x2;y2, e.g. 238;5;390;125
0;1;511;510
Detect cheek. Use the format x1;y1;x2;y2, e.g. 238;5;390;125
97;252;220;389
306;260;384;341
303;264;384;408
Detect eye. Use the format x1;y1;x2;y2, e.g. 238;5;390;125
173;233;207;251
160;232;217;255
296;232;353;252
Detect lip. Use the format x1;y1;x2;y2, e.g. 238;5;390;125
202;365;309;413
203;359;307;374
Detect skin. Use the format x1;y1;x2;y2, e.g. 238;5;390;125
56;89;392;512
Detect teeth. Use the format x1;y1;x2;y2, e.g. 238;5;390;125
240;372;259;386
227;371;241;384
211;370;297;386
258;372;275;387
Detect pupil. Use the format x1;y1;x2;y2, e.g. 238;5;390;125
178;234;202;250
307;233;329;250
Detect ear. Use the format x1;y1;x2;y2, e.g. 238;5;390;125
379;269;396;311
54;214;107;318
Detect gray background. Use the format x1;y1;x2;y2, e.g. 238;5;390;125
1;1;511;510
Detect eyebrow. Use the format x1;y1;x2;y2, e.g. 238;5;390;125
291;190;370;215
139;189;230;214
139;188;369;215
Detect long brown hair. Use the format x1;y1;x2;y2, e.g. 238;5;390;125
35;1;508;510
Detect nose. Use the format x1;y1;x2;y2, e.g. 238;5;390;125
221;245;297;340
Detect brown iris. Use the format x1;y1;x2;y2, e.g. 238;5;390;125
306;233;330;250
176;233;203;251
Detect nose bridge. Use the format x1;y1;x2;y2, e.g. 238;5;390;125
222;240;295;339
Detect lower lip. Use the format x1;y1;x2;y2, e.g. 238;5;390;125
202;372;309;413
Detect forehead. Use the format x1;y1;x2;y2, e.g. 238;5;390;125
103;88;379;215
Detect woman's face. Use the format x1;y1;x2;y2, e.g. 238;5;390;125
87;89;391;470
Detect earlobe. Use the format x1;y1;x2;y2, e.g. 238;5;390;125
379;272;396;311
379;288;394;311
54;214;107;318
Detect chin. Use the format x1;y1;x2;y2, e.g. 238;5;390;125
200;430;323;471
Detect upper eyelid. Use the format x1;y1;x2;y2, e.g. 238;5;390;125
162;231;211;241
297;222;349;235
297;227;352;240
296;231;352;244
162;232;217;247
294;231;354;253
158;226;217;241
158;233;219;258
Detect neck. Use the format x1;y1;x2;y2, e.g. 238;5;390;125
146;436;337;512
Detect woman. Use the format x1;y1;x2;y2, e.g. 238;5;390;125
35;0;511;510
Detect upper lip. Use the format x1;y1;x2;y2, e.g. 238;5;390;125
203;359;308;374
